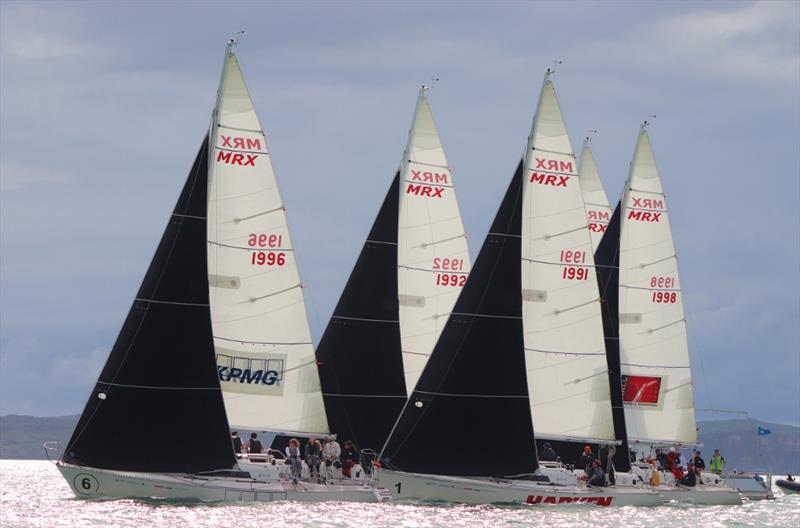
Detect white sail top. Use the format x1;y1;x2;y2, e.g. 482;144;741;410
618;127;696;445
520;77;616;444
578;144;612;254
398;89;471;393
207;48;328;434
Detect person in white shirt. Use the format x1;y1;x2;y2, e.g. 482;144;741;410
321;436;341;483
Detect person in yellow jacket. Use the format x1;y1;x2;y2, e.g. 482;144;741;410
709;448;726;474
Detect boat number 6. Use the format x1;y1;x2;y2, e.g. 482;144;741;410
73;473;99;495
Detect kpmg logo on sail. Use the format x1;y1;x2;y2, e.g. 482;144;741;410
216;350;287;396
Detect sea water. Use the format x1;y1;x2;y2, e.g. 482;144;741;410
1;460;798;528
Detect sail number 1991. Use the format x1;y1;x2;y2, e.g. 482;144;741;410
560;250;589;281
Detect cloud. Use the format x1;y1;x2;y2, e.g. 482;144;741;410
592;0;799;87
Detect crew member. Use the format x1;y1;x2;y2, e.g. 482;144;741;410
285;438;303;483
341;440;359;478
248;432;263;454
539;442;557;462
588;460;607;487
677;463;697;487
231;431;243;454
709;449;726;474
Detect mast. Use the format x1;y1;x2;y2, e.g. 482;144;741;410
617;123;697;445
63;136;237;473
521;73;616;445
207;41;328;434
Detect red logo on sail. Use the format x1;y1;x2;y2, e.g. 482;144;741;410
621;375;662;405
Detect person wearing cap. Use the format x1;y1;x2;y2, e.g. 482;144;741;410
577;445;595;477
677;462;697;487
539;442;557;462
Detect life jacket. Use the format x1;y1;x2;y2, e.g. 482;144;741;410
710;454;725;472
287;446;300;459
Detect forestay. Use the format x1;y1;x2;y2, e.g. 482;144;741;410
618;127;696;445
578;143;612;253
207;49;328;434
521;78;615;444
398;89;470;393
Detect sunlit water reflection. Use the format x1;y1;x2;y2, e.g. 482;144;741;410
2;461;798;528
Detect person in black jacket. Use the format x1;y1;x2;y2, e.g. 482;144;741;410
231;431;243;455
577;445;595;477
588;460;607;487
248;432;263;454
692;450;706;473
539;442;557;462
340;440;359;478
678;463;697;487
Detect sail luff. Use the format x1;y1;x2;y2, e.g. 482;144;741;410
521;77;616;444
618;127;697;445
207;49;328;433
397;88;471;394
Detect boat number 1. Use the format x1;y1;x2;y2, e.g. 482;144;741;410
73;473;99;495
395;482;402;494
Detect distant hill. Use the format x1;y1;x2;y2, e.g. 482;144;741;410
0;414;78;460
1;414;798;473
695;418;799;474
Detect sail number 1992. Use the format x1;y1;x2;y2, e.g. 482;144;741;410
433;258;466;287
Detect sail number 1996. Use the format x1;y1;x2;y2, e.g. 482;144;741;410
248;233;286;267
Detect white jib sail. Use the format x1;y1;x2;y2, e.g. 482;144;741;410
578;143;612;254
521;77;616;444
207;48;329;434
618;126;697;445
398;88;471;393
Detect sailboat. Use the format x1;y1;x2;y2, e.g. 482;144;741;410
374;72;660;507
56;40;388;503
315;86;470;453
592;123;740;505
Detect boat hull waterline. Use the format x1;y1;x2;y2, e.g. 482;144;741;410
376;469;662;506
58;462;389;502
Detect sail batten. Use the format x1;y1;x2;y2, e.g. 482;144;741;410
208;50;327;434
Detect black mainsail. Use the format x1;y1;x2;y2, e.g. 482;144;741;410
63;136;237;473
315;174;406;451
380;161;539;477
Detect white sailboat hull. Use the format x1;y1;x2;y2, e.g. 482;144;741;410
623;466;743;505
58;462;389;503
375;469;661;506
717;473;774;500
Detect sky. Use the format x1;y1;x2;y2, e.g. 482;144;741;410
1;0;798;427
